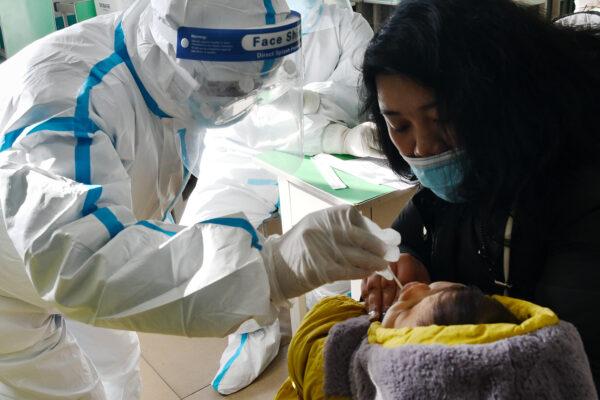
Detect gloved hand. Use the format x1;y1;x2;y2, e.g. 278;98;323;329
362;254;431;320
261;205;389;306
322;122;384;158
302;89;322;115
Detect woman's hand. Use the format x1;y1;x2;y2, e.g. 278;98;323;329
361;253;431;320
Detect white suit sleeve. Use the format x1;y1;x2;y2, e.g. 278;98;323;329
302;11;374;155
0;126;276;338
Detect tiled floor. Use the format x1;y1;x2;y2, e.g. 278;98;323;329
138;332;289;400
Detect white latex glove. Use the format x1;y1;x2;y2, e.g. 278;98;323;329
302;89;321;115
262;205;389;305
322;122;384;158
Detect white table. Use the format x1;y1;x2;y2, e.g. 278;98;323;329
256;152;416;332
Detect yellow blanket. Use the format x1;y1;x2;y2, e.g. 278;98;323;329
276;296;364;400
276;295;558;400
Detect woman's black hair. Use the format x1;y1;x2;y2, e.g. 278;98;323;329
362;0;600;205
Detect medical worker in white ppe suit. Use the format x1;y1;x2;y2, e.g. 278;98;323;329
179;0;376;394
181;0;377;229
0;0;392;399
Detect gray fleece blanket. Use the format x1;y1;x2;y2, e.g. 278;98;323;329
324;316;598;400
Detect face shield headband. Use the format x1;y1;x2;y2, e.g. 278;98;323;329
176;11;302;128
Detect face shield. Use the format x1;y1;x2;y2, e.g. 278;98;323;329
286;0;353;34
153;0;304;176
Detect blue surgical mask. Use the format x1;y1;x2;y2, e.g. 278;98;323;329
401;150;466;203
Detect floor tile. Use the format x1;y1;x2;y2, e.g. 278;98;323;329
183;345;289;400
139;332;228;398
140;357;179;400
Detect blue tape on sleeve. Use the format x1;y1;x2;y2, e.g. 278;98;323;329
114;23;171;119
1;117;100;153
0;127;26;152
247;178;278;186
136;220;177;237
82;185;103;216
93;208;125;238
176;12;301;62
200;217;262;250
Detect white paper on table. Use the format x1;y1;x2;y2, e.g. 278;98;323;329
313;154;347;190
313;154;415;191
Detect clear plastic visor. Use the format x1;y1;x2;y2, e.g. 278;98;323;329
176;11;304;177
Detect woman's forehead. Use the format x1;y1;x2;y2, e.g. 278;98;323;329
376;75;435;113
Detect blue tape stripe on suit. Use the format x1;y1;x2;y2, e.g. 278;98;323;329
74;52;124;185
0;117;100;153
136;220;177;237
263;0;276;24
0;127;26;152
212;333;249;391
114;23;171;119
82;185;103;216
93;207;125;238
69;21;171;198
247;178;278;186
200;217;262;250
261;0;277;75
75;53;123;122
29;117;100;135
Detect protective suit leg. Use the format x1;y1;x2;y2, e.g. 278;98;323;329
181;147;282;395
0;316;106;400
179;140;283;395
66;320;141;400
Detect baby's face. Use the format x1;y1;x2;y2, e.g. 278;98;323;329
381;281;464;329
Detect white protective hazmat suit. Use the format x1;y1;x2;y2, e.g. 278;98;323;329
0;0;391;399
179;0;375;228
178;0;375;394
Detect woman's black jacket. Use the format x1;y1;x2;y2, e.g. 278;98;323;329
391;167;600;389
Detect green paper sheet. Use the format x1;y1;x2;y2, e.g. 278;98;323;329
257;150;395;205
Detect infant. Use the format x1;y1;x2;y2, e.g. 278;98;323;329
381;281;520;329
276;281;597;400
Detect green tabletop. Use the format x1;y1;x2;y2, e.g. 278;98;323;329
256;150;397;206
